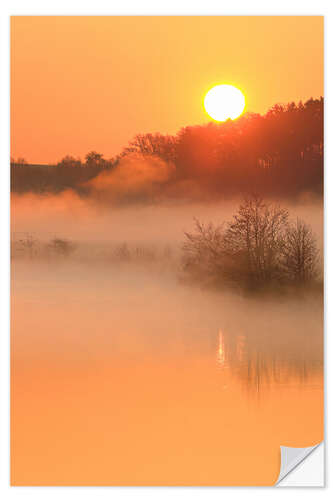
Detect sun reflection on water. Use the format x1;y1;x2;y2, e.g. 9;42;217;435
217;329;226;367
215;326;323;395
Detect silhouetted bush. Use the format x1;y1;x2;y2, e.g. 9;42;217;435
48;238;76;257
113;243;131;261
11;234;40;258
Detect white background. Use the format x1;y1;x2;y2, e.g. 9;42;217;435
0;1;331;497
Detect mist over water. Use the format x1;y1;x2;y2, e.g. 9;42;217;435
11;192;323;247
11;195;323;485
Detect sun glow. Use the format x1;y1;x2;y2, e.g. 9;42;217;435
204;84;246;122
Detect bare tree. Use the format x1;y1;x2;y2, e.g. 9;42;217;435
281;219;319;283
122;133;177;163
182;218;225;285
223;195;289;286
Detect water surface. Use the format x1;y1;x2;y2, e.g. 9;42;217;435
11;260;323;485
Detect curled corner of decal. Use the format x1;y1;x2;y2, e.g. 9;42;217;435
275;442;324;486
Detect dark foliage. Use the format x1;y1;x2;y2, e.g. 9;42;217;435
11;98;323;199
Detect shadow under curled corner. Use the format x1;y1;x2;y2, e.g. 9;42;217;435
275;442;324;486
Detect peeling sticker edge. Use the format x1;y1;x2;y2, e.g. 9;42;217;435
275;442;323;485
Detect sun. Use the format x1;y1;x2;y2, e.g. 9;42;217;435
204;84;246;122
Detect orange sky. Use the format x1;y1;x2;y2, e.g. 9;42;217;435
11;16;323;164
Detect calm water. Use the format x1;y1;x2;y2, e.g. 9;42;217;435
11;260;323;485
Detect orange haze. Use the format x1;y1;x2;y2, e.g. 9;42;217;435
11;16;323;164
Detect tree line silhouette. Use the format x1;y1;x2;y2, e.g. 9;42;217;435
11;97;323;199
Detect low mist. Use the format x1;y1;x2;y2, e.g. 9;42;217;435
11;191;323;485
11;191;323;248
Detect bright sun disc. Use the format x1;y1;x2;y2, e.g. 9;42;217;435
204;84;245;121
